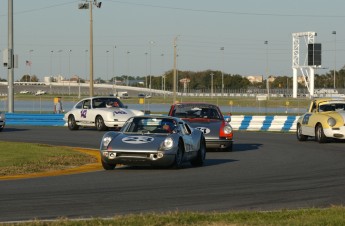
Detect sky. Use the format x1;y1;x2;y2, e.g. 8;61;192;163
0;0;345;82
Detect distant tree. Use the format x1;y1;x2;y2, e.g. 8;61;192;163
95;77;105;84
20;74;39;82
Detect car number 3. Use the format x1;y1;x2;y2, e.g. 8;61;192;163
122;136;154;144
195;127;211;134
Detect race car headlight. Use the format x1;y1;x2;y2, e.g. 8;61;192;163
327;118;336;127
102;136;113;147
163;137;174;149
223;125;233;134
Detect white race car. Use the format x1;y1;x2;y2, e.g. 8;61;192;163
64;96;144;131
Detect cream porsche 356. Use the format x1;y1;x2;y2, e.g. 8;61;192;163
296;98;345;143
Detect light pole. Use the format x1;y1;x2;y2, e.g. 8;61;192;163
112;46;116;94
149;41;155;95
126;51;130;86
161;53;165;99
68;49;72;95
106;50;109;83
210;73;214;99
29;49;33;80
58;49;63;77
78;0;102;97
50;50;53;93
264;40;269;99
332;31;336;89
145;52;148;90
173;37;178;104
50;50;54;76
220;47;224;97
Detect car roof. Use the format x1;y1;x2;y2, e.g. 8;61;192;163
172;102;219;108
314;98;345;105
131;115;182;121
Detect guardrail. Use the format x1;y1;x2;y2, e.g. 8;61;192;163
4;113;299;132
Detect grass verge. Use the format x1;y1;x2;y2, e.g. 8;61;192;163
0;141;98;177
3;207;345;225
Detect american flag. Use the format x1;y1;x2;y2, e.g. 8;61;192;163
26;60;32;66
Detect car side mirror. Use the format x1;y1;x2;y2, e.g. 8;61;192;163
124;105;128;109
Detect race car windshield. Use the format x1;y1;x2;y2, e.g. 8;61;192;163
93;98;124;108
124;117;176;134
173;105;220;119
319;103;345;112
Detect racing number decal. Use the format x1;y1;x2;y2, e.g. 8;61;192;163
302;114;311;125
122;136;154;144
195;127;211;134
81;109;87;118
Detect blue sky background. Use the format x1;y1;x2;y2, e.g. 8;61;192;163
0;0;344;81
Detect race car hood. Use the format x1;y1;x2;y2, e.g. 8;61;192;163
324;111;345;125
183;118;223;139
108;133;171;152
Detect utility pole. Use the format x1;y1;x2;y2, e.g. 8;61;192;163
8;0;14;113
78;0;102;97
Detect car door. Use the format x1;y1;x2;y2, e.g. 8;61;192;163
178;122;194;155
77;99;92;125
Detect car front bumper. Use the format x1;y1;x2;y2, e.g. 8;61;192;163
100;150;176;167
324;126;345;139
104;120;126;128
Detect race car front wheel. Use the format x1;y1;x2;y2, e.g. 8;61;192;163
315;124;327;143
101;160;116;170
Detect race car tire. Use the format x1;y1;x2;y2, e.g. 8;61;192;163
95;116;107;131
101;160;116;170
315;124;327;143
297;124;308;141
190;137;206;167
68;115;79;130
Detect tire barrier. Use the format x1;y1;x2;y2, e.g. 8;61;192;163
4;113;299;132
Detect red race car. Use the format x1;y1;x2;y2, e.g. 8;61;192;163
168;102;233;151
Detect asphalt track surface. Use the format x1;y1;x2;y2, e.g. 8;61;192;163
0;126;345;222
